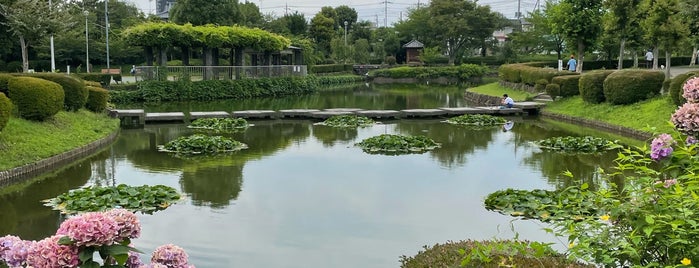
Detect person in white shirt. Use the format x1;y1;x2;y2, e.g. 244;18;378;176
645;49;654;69
501;94;514;108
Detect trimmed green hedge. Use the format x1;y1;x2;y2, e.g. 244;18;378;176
8;77;64;121
534;79;548;92
603;69;665;105
371;64;488;80
579;70;615;104
0;73;15;95
499;63;572;85
316;75;364;85
0;92;11;131
23;73;87;111
76;73;113;86
310;64;354;73
669;71;699;106
110;76;321;103
550;75;581;98
545;83;561;98
86;86;109;112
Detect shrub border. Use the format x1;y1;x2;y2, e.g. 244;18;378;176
0;130;120;185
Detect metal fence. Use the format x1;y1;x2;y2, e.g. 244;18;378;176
135;65;308;81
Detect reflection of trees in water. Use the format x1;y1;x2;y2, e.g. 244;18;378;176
180;165;243;209
233;120;311;155
0;160;91;239
522;151;617;190
89;149;116;186
311;124;358;147
395;121;498;168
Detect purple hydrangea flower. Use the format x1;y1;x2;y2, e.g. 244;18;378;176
150;244;195;268
26;235;79;268
0;235;32;268
686;136;698;145
682;76;699;103
650;134;676;161
126;250;144;268
672;103;699;138
56;211;120;247
105;208;142;241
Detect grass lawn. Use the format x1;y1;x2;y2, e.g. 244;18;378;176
467;82;537;101
0;110;120;170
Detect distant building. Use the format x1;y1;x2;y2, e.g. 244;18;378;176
492;18;531;44
402;40;424;64
156;0;176;20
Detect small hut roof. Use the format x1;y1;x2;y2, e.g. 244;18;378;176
402;40;424;48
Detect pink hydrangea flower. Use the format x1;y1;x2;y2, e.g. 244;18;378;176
105;208;142;241
687;136;698;145
126;250;144;268
682;76;699;103
26;235;79;268
650;134;675;161
150;244;195;268
663;179;677;188
671;103;699;138
56;211;120;247
0;235;32;268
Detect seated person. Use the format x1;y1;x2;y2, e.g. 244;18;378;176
501;94;514;108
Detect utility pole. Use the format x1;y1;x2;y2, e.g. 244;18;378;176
384;0;388;27
517;0;521;19
285;2;288;16
375;14;379;28
105;0;110;69
49;0;55;72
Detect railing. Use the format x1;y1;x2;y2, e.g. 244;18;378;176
135;65;308;81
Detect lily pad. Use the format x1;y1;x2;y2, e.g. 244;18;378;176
533;136;620;153
355;134;441;155
188;118;249;132
43;184;182;214
318;115;375;128
158;134;248;155
445;114;507;126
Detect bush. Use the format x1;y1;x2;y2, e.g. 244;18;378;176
551;75;581;98
0;73;15;95
0;92;11;131
7;77;64;121
4;61;22;73
669;71;699;106
545;83;560;97
109;83;139;91
85;86;108;112
534;79;548;93
310;64;353;74
400;239;594;268
498;64;523;83
385;56;397;65
75;73;112;86
23;73;87;111
603;69;664;105
579;70;615;104
371;65;488;81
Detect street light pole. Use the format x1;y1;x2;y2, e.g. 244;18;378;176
84;10;90;73
105;0;110;69
343;21;348;46
49;0;55;72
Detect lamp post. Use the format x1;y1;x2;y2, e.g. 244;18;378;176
105;0;110;69
343;21;348;46
84;10;90;73
49;0;55;72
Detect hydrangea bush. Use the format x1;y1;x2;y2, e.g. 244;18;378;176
547;75;699;267
0;209;195;268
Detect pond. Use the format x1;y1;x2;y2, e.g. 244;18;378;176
0;84;630;268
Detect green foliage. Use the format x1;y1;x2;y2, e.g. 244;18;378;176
579;70;615;104
485;188;597;222
85;86;109;113
0;73;14;95
43;184;181;214
467;82;537;101
534;79;548;93
603;69;664;105
545;83;560;98
321;115;374;128
355;134;440;155
400;239;594;268
160;134;248;155
550;75;581;98
7;76;64;121
24;73;88;111
310;64;354;74
445;114;506;126
549;0;604;72
76;73;112;86
188;118;249;131
316;75;364;85
0;92;11;131
533;136;619;153
669;71;699;106
498;63;571;85
371;64;488;81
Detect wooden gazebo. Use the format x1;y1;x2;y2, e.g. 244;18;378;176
403;40;424;64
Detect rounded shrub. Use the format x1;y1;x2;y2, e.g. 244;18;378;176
603;69;665;105
534;79;548;92
24;73;87;111
7;76;64;121
399;239;594;268
0;73;15;95
579;70;615;104
85;86;109;113
0;92;11;131
669;71;699;106
551;74;581;97
545;83;560;98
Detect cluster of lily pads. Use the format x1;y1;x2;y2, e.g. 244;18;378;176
533;136;620;153
188;117;249;131
320;115;375;128
159;134;247;155
445;114;507;126
355;134;441;154
484;187;597;222
43;184;182;214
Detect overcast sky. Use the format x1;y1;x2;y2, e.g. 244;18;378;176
125;0;541;27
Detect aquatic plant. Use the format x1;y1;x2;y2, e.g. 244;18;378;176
159;134;247;155
43;184;181;214
445;114;507;126
355;134;440;154
532;136;619;153
188;118;249;131
320;115;374;128
484;187;597;222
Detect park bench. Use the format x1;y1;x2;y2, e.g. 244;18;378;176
100;68;122;84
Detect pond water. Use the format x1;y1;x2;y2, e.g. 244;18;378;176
0;84;629;268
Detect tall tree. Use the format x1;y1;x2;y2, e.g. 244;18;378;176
550;0;604;72
238;1;262;27
0;0;74;72
680;0;699;66
394;6;432;46
170;0;239;26
604;0;643;69
286;11;308;36
319;6;337;30
642;0;688;77
334;5;357;30
309;13;334;56
509;5;564;59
